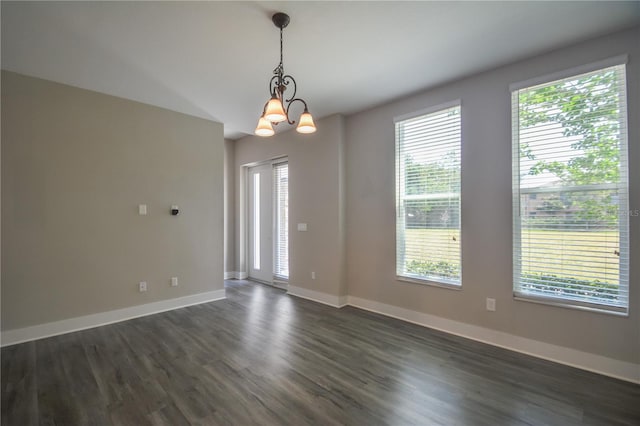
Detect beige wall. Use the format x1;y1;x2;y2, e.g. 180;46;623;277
234;114;346;298
345;27;639;363
224;139;235;276
1;71;225;331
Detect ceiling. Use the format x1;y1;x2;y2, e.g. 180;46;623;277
2;1;639;140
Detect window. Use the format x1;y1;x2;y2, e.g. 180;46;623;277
252;172;261;271
512;61;629;313
395;102;461;286
273;162;289;280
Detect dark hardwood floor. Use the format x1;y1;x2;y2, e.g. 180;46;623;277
2;280;639;425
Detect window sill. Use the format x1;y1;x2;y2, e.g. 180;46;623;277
514;294;628;317
397;275;461;291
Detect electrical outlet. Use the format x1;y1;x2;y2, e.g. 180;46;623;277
171;277;178;287
311;271;316;279
139;281;147;292
486;297;496;312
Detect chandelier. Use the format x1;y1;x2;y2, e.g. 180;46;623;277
255;12;316;137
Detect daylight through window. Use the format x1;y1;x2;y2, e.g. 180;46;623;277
512;63;629;313
395;103;461;286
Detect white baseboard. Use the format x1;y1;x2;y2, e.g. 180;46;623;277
288;285;347;308
223;271;247;280
1;289;226;347
347;295;640;384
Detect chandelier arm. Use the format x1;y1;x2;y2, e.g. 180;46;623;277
281;75;297;103
269;75;280;97
285;98;309;125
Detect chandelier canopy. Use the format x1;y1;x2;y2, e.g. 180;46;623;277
254;12;316;137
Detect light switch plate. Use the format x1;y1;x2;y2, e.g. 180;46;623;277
139;204;147;215
486;298;496;312
297;223;307;231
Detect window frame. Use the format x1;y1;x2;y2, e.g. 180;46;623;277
394;100;462;289
511;58;630;315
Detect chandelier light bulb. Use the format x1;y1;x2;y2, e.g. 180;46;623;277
255;116;275;137
264;97;287;123
296;110;317;134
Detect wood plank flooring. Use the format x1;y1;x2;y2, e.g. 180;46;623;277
2;280;639;425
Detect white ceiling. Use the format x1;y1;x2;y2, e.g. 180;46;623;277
2;1;639;140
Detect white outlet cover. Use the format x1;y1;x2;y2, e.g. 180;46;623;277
139;281;147;292
297;223;307;231
171;277;178;287
138;204;147;215
486;298;496;311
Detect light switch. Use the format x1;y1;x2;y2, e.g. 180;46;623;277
171;277;178;287
297;223;308;231
139;204;147;215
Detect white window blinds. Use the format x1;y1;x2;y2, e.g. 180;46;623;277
395;103;461;286
512;63;629;313
273;162;289;280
